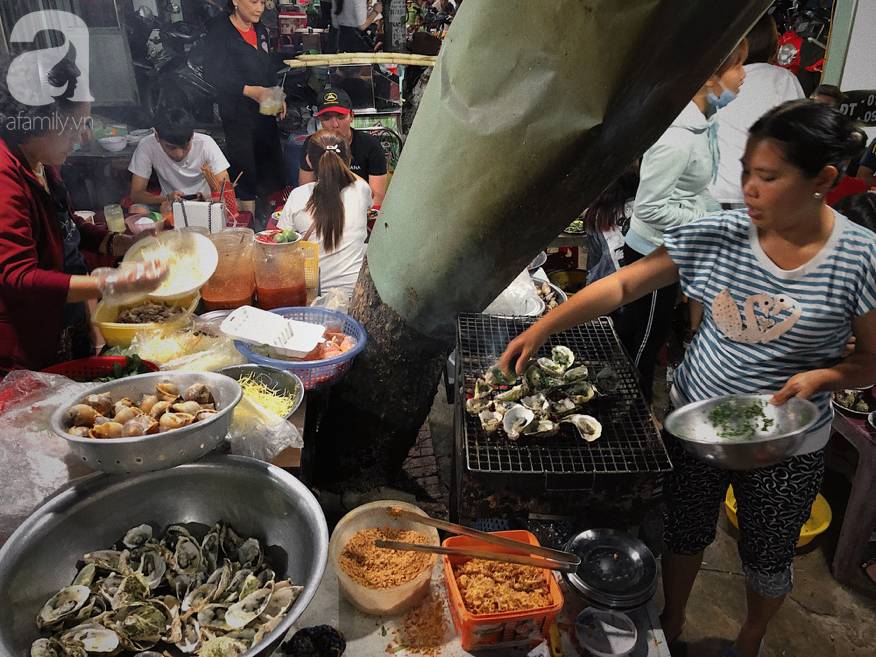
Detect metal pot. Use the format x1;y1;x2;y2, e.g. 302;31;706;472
219;364;305;420
664;394;818;470
562;529;657;612
0;455;328;657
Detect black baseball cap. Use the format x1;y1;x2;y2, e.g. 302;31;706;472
316;88;353;117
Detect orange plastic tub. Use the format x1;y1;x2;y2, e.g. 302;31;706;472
442;530;564;651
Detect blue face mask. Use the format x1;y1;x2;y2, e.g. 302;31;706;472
707;82;737;110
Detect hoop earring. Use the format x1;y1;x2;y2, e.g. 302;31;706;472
813;192;824;199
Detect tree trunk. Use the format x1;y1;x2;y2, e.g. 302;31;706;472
314;0;771;490
312;259;451;490
383;0;407;53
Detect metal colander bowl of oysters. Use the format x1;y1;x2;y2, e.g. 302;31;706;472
664;393;818;470
50;372;242;473
0;455;328;657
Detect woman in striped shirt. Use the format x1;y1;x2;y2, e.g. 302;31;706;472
500;101;875;657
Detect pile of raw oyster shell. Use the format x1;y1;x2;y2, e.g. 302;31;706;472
31;523;302;657
63;381;218;439
466;345;604;441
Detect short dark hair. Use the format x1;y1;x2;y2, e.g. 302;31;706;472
0;54;86;146
833;192;876;233
746;13;778;64
748;100;867;181
154;108;195;147
811;84;843;104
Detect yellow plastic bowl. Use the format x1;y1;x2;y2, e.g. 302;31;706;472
93;294;199;348
725;485;832;548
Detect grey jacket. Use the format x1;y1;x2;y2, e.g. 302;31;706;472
626;101;718;255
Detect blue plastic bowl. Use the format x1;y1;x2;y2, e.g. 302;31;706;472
234;307;367;390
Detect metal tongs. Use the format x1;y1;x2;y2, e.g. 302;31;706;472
374;508;581;573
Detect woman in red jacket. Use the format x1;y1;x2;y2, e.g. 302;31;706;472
0;56;163;374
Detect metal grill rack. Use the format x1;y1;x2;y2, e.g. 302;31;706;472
456;313;672;476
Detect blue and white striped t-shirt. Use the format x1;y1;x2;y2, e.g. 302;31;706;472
664;209;876;455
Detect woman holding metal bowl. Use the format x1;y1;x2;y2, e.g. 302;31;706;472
500;101;876;657
0;55;164;375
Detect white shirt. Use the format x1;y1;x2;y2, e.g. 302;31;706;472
332;0;368;28
278;178;372;292
128;133;230;198
710;63;805;204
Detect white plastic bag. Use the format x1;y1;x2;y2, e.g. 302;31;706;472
483;269;543;317
310;287;352;313
228;397;303;463
0;371;94;544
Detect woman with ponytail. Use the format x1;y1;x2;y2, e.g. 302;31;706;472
278;130;372;293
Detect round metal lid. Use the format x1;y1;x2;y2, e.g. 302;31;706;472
564;529;657;601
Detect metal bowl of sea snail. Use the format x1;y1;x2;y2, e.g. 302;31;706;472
51;372;242;473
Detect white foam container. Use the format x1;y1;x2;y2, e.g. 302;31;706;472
220;305;325;358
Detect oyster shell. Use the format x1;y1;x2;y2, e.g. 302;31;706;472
224;582;273;629
30;638;64;657
484;365;519;387
175;617;201;654
67;426;91;438
199;636;248;657
537;357;566;376
561;414;603;442
111;573;151;610
71;563;96;588
237;573;262;602
258;580;302;620
181;580;216;614
502;405;536;440
521;393;550;414
478;409;503;433
219;524;244;560
197;604;231;631
123;524;153;549
595;366;620;393
60;623;120;653
567;381;597;405
135;547;167;590
550;398;577;415
237;538;262;570
551;345;575;370
473;378;492;400
36;585;91;628
220;568;253;603
84;549;128;573
201;530;220;574
465;396;491;415
494;384;524;402
171;536;202;575
523;418;559;438
563;365;589;382
195;409;217;422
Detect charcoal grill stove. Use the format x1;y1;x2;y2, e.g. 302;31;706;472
451;313;672;521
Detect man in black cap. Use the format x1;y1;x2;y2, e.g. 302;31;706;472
298;87;388;206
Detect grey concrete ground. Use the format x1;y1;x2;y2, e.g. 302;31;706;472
421;384;876;657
